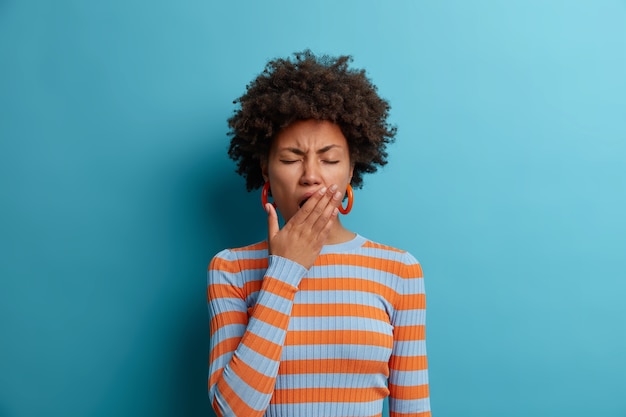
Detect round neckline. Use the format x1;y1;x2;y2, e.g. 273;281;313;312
320;234;366;254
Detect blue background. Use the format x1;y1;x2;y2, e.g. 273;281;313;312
1;1;625;416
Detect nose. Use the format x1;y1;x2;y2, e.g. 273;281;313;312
299;159;322;186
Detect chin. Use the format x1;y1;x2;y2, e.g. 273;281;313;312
276;206;295;221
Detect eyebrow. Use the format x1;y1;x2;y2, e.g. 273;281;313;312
280;145;341;155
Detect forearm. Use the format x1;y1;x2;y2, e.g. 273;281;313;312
208;255;306;417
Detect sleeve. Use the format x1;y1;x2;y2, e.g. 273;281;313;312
388;252;432;417
207;249;307;417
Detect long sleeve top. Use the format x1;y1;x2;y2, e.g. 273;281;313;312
207;234;431;417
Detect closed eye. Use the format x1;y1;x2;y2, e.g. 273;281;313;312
280;160;299;164
323;160;340;164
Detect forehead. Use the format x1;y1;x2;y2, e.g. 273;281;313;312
272;119;348;151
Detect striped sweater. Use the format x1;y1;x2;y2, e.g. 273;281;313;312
207;234;431;417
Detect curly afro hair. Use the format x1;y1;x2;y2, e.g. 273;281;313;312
227;50;397;191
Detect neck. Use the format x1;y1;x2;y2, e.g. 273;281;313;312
325;219;356;245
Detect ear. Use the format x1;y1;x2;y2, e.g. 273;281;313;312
261;158;269;182
348;162;355;184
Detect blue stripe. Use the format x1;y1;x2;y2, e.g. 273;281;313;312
276;372;389;389
236;342;280;372
281;344;392;361
247;317;289;343
266;399;384;417
389;369;429;386
290;316;393;331
389;397;431;413
295;290;393;306
210;324;246;347
392;340;427;355
221;365;272;410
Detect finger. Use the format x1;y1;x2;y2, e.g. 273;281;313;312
316;207;340;243
306;185;342;224
311;189;342;234
292;185;328;224
266;203;279;241
300;184;341;224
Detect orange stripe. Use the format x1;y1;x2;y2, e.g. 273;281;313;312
402;263;423;279
388;383;429;400
260;276;299;298
363;241;406;253
397;293;426;310
292;303;388;321
216;378;264;417
231;355;276;395
209;337;240;365
210;311;247;336
221;273;421;302
208;283;244;300
242;332;283;361
299;277;398;300
286;330;393;348
211;397;223;417
389;355;428;371
208;368;224;392
208;257;268;273
272;386;389;404
316;254;422;279
209;350;278;395
390;411;431;417
242;279;263;295
317;254;404;275
252;304;291;329
242;277;420;312
241;276;297;298
278;358;388;375
394;325;426;341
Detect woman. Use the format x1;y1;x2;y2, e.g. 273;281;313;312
208;51;431;417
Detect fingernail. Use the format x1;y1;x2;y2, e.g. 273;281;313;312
333;191;342;200
329;184;338;192
319;187;327;194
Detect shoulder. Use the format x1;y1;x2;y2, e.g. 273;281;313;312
211;240;267;261
208;241;269;278
355;237;423;280
360;237;420;263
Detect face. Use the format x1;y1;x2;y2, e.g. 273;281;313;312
262;119;354;222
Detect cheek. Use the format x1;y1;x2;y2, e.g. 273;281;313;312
336;164;354;184
267;170;294;201
268;167;291;188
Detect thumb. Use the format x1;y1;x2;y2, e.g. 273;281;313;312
266;204;279;240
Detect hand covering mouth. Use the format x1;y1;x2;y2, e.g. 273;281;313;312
299;197;310;208
298;190;318;208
